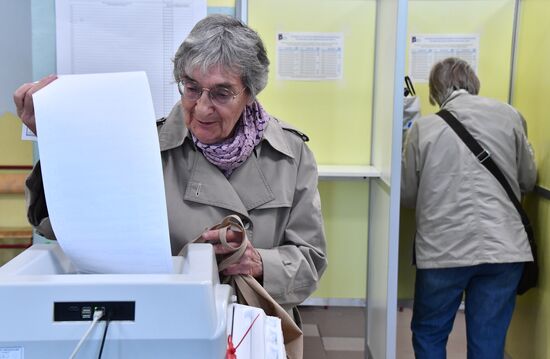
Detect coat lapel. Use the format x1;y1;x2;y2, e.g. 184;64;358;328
230;151;275;211
183;152;249;217
183;146;276;216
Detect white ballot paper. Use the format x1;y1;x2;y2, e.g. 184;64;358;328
229;304;286;359
32;72;173;274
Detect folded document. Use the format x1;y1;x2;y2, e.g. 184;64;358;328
229;304;286;359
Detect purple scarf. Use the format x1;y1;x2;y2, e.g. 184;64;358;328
192;101;269;177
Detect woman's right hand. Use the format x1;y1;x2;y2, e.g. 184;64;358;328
13;74;57;135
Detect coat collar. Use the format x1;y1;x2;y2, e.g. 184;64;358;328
158;102;294;159
441;89;470;107
158;102;187;151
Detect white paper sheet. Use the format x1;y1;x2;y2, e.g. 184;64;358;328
228;304;285;359
32;72;173;274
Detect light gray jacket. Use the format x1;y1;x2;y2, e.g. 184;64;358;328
401;91;536;269
26;103;327;312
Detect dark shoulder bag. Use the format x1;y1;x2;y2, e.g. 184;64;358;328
437;109;538;295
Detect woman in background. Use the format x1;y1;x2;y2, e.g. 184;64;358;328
401;57;536;359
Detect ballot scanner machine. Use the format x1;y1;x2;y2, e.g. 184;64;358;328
0;243;232;358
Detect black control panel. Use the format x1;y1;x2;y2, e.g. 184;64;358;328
54;301;135;321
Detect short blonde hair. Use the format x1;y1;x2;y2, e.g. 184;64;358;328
429;57;480;106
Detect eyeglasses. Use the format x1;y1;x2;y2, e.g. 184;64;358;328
177;81;246;106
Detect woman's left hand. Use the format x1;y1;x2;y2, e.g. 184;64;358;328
201;228;263;278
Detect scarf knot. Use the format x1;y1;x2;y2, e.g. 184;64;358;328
193;101;269;177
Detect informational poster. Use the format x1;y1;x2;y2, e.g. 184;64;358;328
55;0;207;119
409;34;479;83
276;32;344;80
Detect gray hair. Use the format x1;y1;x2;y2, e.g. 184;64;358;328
428;57;480;106
173;14;269;99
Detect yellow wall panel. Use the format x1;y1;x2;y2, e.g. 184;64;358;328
249;0;375;165
508;1;550;358
0;197;30;228
0;112;33;166
0;112;33;227
0;112;33;262
513;0;550;191
314;181;369;299
507;195;550;358
207;0;234;7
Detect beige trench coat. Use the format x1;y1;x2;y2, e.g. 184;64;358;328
25;102;327;314
401;91;536;269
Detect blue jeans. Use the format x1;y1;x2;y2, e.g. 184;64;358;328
411;263;523;359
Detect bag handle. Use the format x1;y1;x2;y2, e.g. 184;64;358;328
178;215;249;272
213;215;249;272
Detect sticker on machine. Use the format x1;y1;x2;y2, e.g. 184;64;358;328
0;347;24;359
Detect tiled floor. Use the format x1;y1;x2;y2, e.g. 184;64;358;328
300;305;467;359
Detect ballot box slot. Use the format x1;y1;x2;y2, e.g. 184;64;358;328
54;301;135;321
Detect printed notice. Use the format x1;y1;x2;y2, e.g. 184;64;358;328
276;32;343;80
55;0;206;120
409;34;479;83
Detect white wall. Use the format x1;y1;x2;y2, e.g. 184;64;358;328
367;0;408;358
0;0;32;115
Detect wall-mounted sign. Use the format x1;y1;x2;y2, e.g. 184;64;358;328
409;34;479;83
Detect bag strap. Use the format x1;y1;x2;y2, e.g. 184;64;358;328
436;109;535;245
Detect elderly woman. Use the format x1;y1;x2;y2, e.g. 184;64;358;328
14;14;327;324
401;57;536;359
